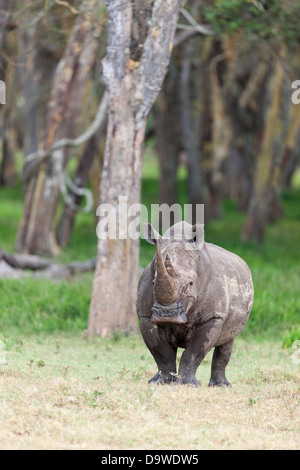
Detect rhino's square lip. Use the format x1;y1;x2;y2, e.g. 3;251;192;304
152;300;183;314
151;312;188;325
151;302;188;325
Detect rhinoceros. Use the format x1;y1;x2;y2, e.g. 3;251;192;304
137;222;254;386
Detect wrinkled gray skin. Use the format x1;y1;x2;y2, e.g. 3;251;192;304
137;222;254;386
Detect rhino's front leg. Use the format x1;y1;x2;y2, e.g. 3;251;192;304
139;317;177;384
178;318;224;386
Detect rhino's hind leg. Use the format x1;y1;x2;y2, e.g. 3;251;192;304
139;317;177;384
208;339;234;387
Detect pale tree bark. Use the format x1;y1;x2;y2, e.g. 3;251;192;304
87;0;184;337
16;0;101;256
90;127;106;227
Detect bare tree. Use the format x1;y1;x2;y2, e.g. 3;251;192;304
87;0;184;336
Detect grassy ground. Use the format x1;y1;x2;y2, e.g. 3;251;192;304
0;334;299;450
0;149;299;449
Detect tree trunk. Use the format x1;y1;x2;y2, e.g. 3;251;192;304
16;0;100;256
225;58;269;211
179;37;205;214
0;0;17;187
88;114;146;336
56;124;106;247
87;0;183;336
154;58;180;207
0;0;15;78
209;45;233;218
242;56;291;242
90;133;106;226
17;20;52;160
281;105;300;190
0;117;17;187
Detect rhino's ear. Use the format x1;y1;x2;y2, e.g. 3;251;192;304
143;223;162;246
190;224;205;250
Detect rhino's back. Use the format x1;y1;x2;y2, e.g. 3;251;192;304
205;242;254;344
206;243;252;284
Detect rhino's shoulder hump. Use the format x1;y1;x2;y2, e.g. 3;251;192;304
163;221;193;242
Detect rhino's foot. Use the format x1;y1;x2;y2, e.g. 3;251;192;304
177;376;201;387
148;372;177;385
208;378;231;387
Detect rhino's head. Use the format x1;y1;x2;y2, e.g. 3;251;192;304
144;222;211;326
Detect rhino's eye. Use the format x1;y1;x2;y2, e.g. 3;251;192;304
189;281;193;286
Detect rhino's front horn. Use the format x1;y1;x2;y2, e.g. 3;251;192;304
154;244;179;305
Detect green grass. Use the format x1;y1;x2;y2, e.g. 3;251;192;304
0;150;299;340
0;276;93;335
203;195;300;336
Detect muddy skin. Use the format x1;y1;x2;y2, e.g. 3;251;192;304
137;222;254;387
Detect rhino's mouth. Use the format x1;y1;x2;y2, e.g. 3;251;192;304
151;302;187;325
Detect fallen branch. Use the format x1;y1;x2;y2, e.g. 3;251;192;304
0;249;96;280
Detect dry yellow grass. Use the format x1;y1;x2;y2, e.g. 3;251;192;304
0;334;299;450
